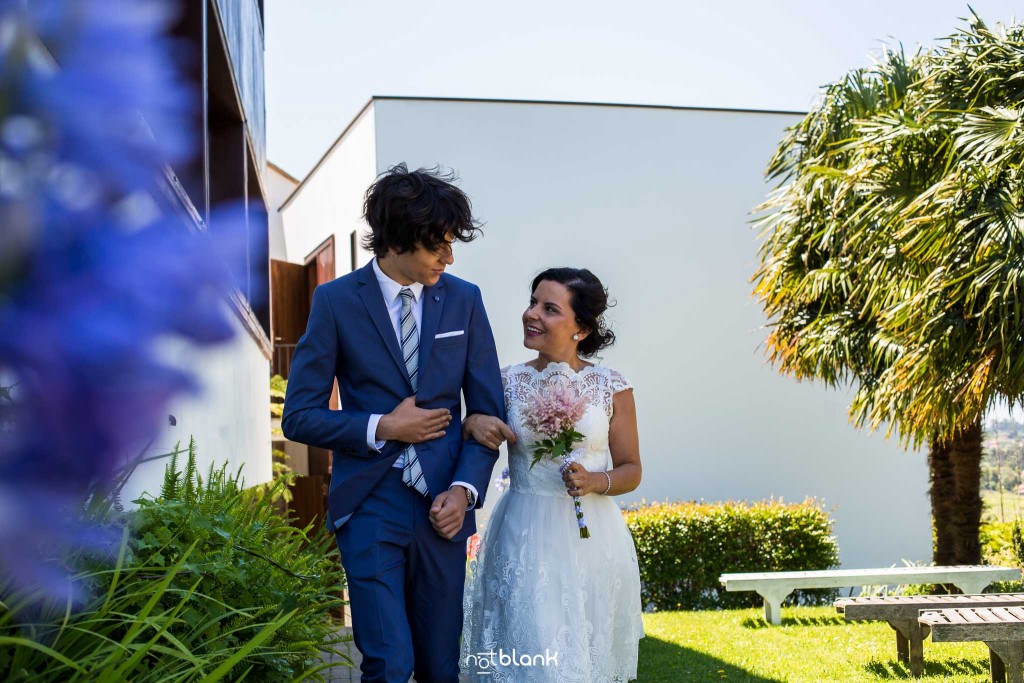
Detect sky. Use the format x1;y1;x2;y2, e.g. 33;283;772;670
266;0;1020;179
265;0;1023;422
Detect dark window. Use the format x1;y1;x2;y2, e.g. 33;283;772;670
166;0;270;341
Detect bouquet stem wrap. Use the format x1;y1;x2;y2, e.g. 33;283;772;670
522;383;590;540
559;453;590;539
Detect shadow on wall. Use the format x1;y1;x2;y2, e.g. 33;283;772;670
637;636;784;683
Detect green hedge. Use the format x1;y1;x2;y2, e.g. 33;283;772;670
885;520;1024;596
979;520;1024;593
624;499;840;611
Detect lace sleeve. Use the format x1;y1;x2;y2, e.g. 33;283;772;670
592;367;633;418
500;364;516;411
607;368;633;395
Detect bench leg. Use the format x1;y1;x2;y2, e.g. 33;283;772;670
889;620;926;678
889;621;910;663
954;579;989;596
908;624;926;678
990;647;1007;683
987;642;1024;683
760;588;792;625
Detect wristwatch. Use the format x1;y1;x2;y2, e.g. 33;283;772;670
451;484;475;508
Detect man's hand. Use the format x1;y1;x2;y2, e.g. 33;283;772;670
462;414;517;450
377;396;451;443
429;487;468;540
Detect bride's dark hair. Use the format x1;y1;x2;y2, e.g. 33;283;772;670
531;267;616;358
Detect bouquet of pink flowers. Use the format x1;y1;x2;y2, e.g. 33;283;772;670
522;383;591;539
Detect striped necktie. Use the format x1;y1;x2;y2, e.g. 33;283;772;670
399;288;429;496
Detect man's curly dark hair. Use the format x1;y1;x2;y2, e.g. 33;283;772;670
362;163;483;257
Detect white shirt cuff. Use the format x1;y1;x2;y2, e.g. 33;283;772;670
367;414;386;452
450;481;478;510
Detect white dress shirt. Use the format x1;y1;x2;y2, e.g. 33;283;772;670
367;258;477;508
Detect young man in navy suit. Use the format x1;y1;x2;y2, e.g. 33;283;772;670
282;164;505;682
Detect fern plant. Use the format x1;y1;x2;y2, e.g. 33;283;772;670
130;438;346;681
257;374;296;505
0;439;349;682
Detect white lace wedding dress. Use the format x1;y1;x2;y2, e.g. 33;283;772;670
461;362;644;682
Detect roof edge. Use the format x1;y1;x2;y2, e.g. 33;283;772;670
279;97;375;211
370;94;808;118
266;160;299;184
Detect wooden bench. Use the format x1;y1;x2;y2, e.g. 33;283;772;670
836;594;1024;677
720;565;1021;625
920;607;1024;682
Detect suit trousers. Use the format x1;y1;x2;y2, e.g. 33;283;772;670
335;467;467;683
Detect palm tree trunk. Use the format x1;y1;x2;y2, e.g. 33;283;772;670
929;420;984;571
949;420;984;565
929;436;955;566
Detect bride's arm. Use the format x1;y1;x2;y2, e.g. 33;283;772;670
562;389;642;497
604;389;642;494
462;414;517;450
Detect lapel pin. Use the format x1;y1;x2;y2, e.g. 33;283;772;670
433;295;440;302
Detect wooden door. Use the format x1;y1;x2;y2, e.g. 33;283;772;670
302;236;337;479
270;238;340;537
270;259;309;378
305;235;336;304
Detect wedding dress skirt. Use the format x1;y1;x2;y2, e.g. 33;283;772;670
462;363;644;682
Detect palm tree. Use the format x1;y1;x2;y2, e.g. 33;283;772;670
754;13;1024;566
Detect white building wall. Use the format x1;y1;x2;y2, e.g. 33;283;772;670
265;163;298;261
370;97;932;569
122;307;272;503
280;104;378;271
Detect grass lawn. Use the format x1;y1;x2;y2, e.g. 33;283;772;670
639;606;993;682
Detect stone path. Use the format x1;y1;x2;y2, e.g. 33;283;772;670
319;627;359;682
318;627;470;682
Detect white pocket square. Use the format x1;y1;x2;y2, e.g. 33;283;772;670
435;330;465;339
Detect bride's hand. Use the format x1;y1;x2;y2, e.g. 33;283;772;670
462;414;517;450
562;462;602;497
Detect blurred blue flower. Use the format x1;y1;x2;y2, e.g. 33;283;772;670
0;0;251;597
493;466;510;494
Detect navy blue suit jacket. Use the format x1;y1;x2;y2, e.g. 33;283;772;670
281;261;504;542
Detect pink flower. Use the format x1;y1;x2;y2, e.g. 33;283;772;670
522;383;587;438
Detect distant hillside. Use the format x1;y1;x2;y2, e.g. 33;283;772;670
983;419;1024;494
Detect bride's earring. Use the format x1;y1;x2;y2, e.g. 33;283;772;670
573;334;580;340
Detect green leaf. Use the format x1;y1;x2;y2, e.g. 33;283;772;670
0;636;85;672
197;610;297;683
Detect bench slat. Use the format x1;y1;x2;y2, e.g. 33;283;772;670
974;608;1000;623
943;610;969;624
958;610;983;626
991;607;1018;623
921;607;1024;643
721;566;1020;592
839;594;1024;623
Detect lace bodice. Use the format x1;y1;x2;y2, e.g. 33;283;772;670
502;362;632;497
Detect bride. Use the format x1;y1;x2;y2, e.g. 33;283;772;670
460;267;644;682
